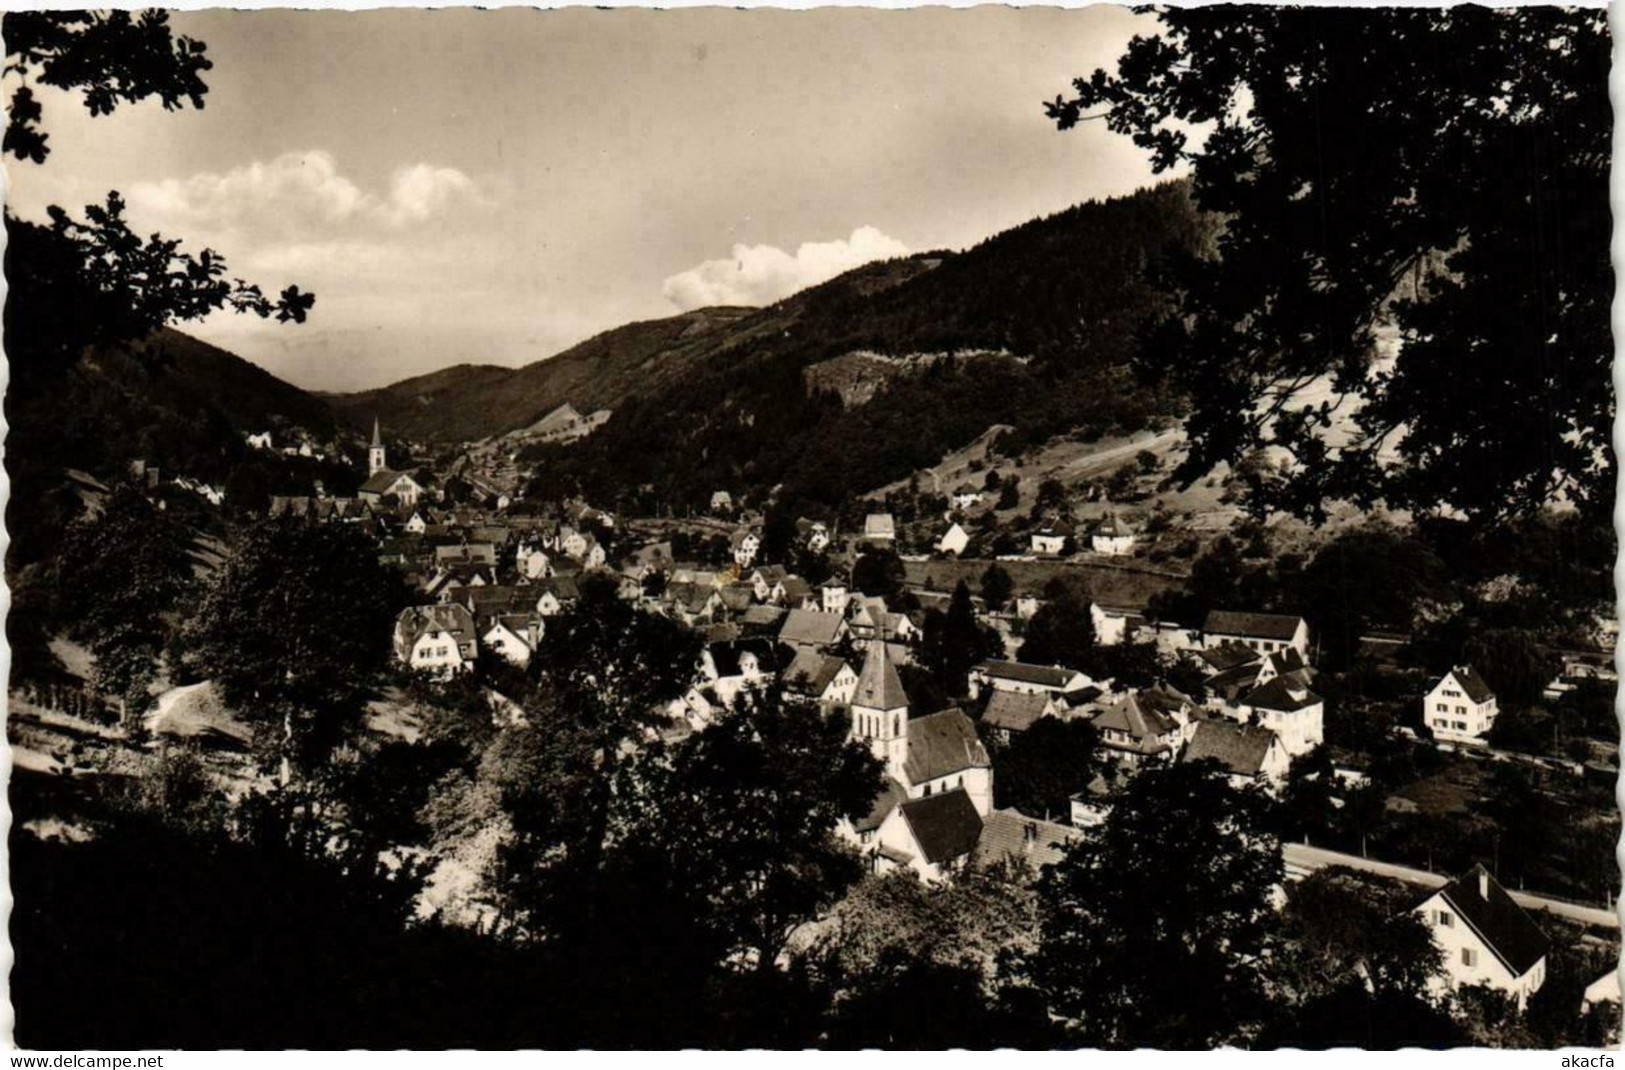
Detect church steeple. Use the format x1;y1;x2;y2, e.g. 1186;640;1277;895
368;416;387;476
851;639;909;770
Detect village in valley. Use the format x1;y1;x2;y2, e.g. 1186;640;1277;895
4;5;1617;1053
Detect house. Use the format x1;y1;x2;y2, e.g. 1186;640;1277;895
359;468;426;510
701;639;778;707
1091;601;1147;646
710;490;734;514
1415;864;1549;1010
739;604;787;636
849;641;993;814
863;513;896;547
1015;595;1043;621
970;660;1094;699
481;614;543;667
979;690;1064;744
1092;690;1190;766
749;565;789;602
1069;772;1118;828
731;529;761;569
392;604;478;675
1237;676;1324;757
848;597;919;643
781;648;858;707
517;542;552;580
873;789;984;883
938;522;971;557
820;578;852;616
1202;610;1312;659
1424;666;1499;745
533;574;581;616
797;517;831;554
1181;719;1290;789
778;608;850;650
703;583;757;620
245;430;274;451
1582;968;1620;1017
973;809;1081;876
1030;524;1070;556
1090;512;1137;556
778;575;816;608
952;488;985;511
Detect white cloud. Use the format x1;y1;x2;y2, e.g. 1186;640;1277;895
125;150;486;238
662;225;910;310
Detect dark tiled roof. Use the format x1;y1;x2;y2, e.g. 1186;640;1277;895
1242;676;1322;712
783;649;849;697
903;708;991;784
1204;610;1306;642
1435;864;1549;977
981;691;1056;734
1200;642;1264;673
853;777;909;833
977;660;1081;689
779;608;846;646
899;789;983;864
974;809;1081;872
1450;665;1497;705
1092;692;1180;744
1181;719;1281;778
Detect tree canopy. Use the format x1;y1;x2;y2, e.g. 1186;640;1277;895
1051;6;1611;523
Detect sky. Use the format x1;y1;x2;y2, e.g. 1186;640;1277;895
7;7;1165;392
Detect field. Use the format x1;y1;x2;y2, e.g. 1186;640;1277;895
905;556;1185;608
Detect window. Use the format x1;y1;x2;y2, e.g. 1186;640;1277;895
923;784;933;797
1461;948;1477;968
1437;910;1453;927
1436;703;1448;712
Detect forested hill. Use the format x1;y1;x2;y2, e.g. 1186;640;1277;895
6;324;338;488
523;179;1214;513
326;306;761;442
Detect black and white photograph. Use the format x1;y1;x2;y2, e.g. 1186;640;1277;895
2;3;1619;1051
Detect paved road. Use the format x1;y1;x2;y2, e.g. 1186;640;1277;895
1282;842;1619;930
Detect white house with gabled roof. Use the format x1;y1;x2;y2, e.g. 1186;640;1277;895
1425;665;1499;744
1415;864;1549;1010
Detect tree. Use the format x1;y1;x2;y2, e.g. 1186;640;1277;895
1265;867;1443;1008
622;692;884;976
5;11;210;166
1017;761;1282;1046
994;716;1103;820
7;12;315;385
1050;7;1610;523
1017;586;1098;672
492;578;701;946
807;869;1054;1047
189;521;400;776
1466;628;1561;711
851;550;905;600
979;563;1014;613
54;484;192;724
917;582;1003;699
1297;529;1455;669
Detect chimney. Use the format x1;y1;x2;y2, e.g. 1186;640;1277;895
1478;868;1490;900
1023;822;1038;848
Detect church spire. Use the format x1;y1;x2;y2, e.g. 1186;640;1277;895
854;638;908;713
371;415;382;447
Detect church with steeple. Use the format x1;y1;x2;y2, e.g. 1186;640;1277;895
357;415;425;510
848;639;994;814
841;640;995;881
